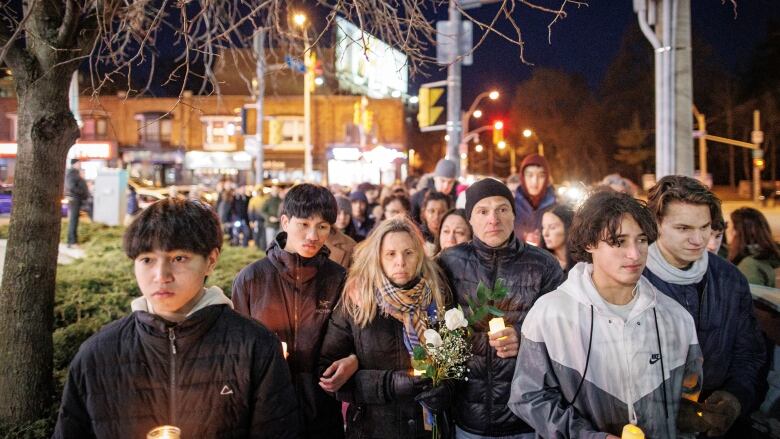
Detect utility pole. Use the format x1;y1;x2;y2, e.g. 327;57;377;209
446;0;462;177
635;0;693;179
753;110;763;203
303;34;313;181
253;30;265;185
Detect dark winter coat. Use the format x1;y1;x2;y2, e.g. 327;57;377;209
232;233;347;438
643;253;766;412
513;185;556;243
53;305;299;439
65;168;89;202
318;305;431;439
437;235;564;436
230;193;250;222
351;216;375;243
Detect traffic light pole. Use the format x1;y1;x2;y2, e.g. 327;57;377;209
253;30;265;185
446;0;463;177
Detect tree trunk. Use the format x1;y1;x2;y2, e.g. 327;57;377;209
0;66;79;426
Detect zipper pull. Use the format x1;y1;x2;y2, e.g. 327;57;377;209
168;327;177;355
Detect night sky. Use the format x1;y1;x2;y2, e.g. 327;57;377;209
411;0;780;119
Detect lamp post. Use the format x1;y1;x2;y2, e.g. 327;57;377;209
293;12;313;181
460;90;499;176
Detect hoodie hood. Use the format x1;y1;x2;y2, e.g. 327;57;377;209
131;285;233;318
557;262;658;321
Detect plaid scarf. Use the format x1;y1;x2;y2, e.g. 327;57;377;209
376;276;432;355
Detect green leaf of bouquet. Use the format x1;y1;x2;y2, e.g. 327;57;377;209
486;305;505;317
413;345;427;361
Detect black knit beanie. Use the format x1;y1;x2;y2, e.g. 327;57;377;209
465;177;516;220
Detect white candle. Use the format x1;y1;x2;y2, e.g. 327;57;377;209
413;368;425;376
281;341;288;359
488;317;506;334
147;426;181;439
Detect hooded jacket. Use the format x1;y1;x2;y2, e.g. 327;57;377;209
736;253;780;287
513;185;556;244
509;263;703;438
437;234;564;436
53;287;299;439
65;167;89;202
643;252;765;412
232;233;347;438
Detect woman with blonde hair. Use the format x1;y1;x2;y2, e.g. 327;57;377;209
318;216;451;438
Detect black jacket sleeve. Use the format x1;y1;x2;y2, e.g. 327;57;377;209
318;307;396;405
53;355;97;439
722;275;766;412
250;332;301;438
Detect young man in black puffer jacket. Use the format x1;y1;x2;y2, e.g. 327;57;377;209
438;178;564;438
53;198;299;439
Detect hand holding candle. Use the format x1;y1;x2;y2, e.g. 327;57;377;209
487;317;519;358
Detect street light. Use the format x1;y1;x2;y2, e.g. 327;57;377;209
293;13;307;27
523;129;533;138
461;89;500;176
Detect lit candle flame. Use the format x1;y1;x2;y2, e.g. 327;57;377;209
281;341;288;359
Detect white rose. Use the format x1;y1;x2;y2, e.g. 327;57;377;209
444;308;469;330
423;329;443;348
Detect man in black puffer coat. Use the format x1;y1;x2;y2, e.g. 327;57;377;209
53;198;299;439
438;178;564;437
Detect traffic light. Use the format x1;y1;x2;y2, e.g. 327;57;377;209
417;87;444;128
493;120;504;144
754;157;766;171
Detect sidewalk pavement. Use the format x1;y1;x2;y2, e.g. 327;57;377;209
0;239;86;282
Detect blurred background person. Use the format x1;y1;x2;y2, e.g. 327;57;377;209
727;207;780;287
411;158;458;222
419;191;451;256
707;215;729;259
334;196;358;242
514;154;556;246
435;208;472;255
261;184;283;246
541;204;575;275
248;185;267;250
381;194;411;221
350;191;374;242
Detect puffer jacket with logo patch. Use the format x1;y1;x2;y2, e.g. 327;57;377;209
232;232;347;438
437;234;564;436
53;303;299;438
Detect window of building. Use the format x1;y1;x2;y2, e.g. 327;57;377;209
201;116;241;151
81;117;108;139
279;117;304;144
135;113;173;144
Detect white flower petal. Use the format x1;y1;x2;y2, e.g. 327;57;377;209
423;328;443;348
444;308;469;330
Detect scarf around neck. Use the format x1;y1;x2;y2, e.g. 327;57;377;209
376;275;432;354
646;242;708;285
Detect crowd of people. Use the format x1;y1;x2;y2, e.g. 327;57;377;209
51;155;779;439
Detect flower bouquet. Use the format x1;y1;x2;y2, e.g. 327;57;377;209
412;308;472;438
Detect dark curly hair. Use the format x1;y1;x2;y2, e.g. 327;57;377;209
647;175;723;227
568;190;657;263
124;198;223;259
